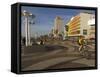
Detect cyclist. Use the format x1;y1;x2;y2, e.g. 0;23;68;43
78;35;86;51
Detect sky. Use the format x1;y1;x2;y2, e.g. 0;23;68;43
21;6;95;37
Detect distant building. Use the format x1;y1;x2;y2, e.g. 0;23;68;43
53;16;63;38
63;24;69;40
67;12;95;39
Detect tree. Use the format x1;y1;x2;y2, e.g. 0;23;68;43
65;25;69;32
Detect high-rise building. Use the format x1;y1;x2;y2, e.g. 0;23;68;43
53;16;63;38
67;12;95;39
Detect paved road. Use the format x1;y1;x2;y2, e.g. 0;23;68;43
21;40;95;71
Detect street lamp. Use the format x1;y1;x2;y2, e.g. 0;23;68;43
22;10;35;46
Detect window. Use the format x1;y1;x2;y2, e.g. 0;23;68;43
77;30;80;34
91;27;95;30
90;25;95;26
83;29;87;35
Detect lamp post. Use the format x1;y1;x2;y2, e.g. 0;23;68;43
22;10;35;46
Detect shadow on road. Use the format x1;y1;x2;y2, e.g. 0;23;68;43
46;56;88;69
22;44;67;54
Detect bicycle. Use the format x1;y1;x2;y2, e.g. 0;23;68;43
79;43;94;59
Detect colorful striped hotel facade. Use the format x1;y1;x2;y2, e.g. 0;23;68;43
67;12;95;39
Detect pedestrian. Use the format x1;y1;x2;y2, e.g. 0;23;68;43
40;39;44;45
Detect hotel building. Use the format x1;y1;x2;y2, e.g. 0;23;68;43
67;12;95;39
88;15;95;39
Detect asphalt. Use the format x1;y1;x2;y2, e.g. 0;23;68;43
21;40;95;71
